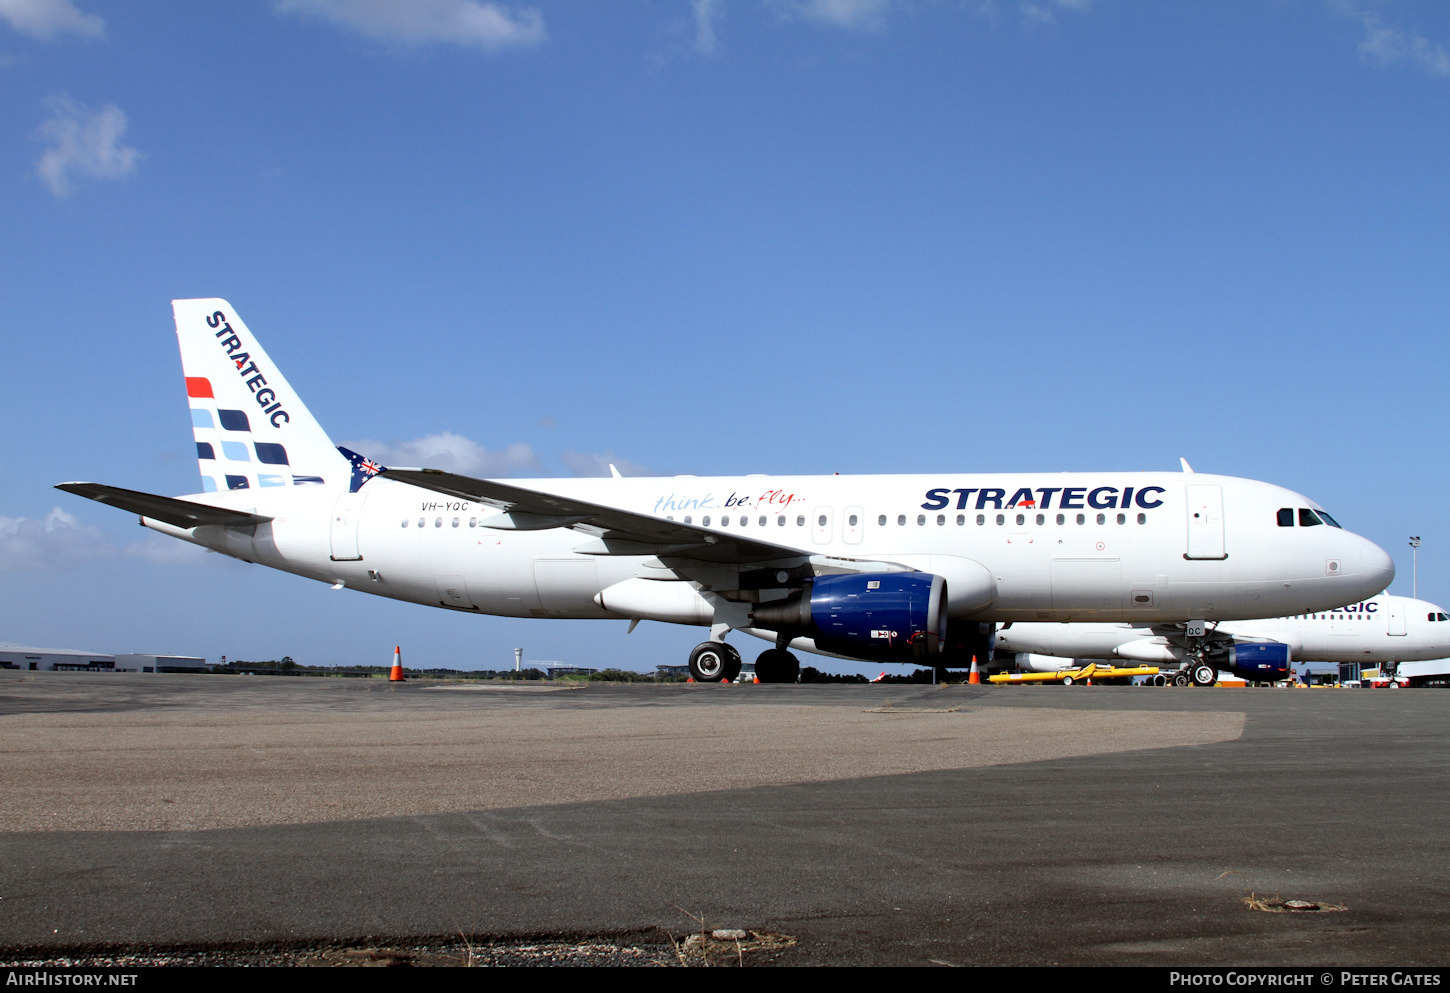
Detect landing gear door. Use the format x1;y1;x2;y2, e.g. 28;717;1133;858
1184;484;1226;560
330;491;367;561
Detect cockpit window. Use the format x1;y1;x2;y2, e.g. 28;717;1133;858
1277;508;1294;527
1315;510;1342;528
1298;508;1323;527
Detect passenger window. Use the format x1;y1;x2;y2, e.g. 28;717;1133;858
1076;514;1085;525
898;515;906;526
703;516;711;526
739;516;748;527
819;515;828;527
1299;508;1322;527
1056;514;1065;525
684;516;692;524
995;514;1005;526
956;514;965;526
878;515;887;526
1277;508;1294;527
1137;513;1147;524
778;516;786;526
452;517;459;528
469;518;477;527
849;514;859;526
1117;513;1126;525
1096;513;1105;525
796;515;805;526
722;516;730;526
976;514;985;525
917;514;926;526
401;519;409;528
1015;514;1024;526
759;516;767;526
936;514;945;526
435;518;442;528
1036;514;1044;525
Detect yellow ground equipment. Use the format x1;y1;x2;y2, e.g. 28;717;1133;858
989;663;1160;685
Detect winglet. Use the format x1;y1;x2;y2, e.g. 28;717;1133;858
338;447;388;493
609;463;622;479
1180;458;1195;473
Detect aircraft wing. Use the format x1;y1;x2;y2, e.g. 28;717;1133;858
383;467;810;565
55;482;273;530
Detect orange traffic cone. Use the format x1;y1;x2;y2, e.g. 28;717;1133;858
389;646;405;681
968;656;981;684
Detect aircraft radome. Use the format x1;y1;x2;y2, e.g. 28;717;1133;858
59;299;1395;683
997;593;1444;685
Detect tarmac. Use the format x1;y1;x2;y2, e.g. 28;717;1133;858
0;670;1446;966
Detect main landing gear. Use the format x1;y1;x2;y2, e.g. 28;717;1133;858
688;642;741;682
754;648;800;684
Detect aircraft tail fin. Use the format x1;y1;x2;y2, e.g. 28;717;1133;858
172;299;351;494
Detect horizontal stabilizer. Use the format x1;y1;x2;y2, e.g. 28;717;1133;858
55;482;273;530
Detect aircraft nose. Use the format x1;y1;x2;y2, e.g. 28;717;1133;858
1360;537;1395;596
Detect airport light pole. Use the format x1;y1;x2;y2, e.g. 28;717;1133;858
1410;537;1421;599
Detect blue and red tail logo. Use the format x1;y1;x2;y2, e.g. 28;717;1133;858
337;447;387;493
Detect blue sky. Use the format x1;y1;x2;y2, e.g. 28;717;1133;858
1;0;1448;673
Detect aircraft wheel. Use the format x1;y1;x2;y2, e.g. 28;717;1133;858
689;642;741;682
1190;662;1217;687
1389;681;1401;689
1173;672;1192;687
1061;676;1075;686
754;648;799;683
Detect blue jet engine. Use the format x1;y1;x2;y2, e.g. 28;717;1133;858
751;573;948;661
1227;643;1291;682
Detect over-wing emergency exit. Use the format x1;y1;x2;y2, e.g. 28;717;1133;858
58;300;1395;682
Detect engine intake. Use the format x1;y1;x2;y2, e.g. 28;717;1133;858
752;573;947;660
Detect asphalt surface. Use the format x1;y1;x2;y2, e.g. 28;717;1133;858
0;671;1445;967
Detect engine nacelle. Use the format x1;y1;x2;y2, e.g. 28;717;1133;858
1227;643;1291;682
752;573;947;661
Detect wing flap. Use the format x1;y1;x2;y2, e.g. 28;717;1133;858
55;482;272;530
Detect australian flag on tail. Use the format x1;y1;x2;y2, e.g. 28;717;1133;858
338;447;387;493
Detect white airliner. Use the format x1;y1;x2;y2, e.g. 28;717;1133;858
996;593;1450;685
58;300;1395;682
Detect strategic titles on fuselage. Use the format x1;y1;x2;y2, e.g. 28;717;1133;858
921;485;1168;512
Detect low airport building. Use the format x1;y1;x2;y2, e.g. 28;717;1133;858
0;643;117;671
115;654;208;673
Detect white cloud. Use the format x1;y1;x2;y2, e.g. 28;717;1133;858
692;0;723;54
1335;0;1450;77
277;0;546;50
34;95;140;198
343;432;543;476
773;0;891;31
559;450;652;478
0;0;102;41
0;506;231;571
0;507;113;571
